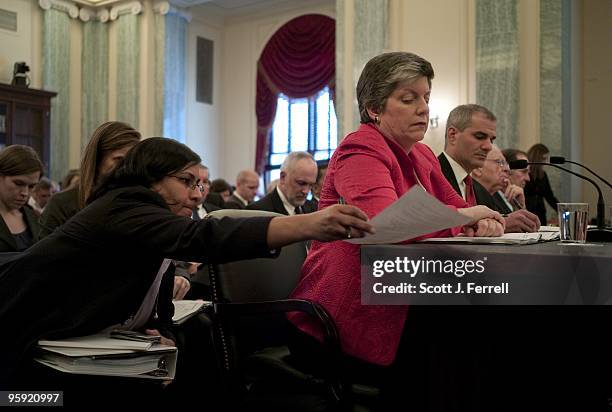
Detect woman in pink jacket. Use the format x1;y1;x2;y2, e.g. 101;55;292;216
288;52;504;410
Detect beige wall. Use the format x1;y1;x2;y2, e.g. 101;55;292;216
388;0;476;155
581;0;612;220
185;13;223;178
0;0;41;86
3;0;609;212
220;1;334;183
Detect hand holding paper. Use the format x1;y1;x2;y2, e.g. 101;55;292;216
346;186;473;244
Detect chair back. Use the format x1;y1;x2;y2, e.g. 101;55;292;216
206;209;306;303
205;210;351;408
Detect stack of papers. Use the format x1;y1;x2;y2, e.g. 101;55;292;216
420;232;553;245
172;299;211;324
35;334;177;379
420;233;541;245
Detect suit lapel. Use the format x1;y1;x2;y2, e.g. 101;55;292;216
271;189;289;215
438;153;462;196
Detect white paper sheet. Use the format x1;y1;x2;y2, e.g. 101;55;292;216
346;186;473;245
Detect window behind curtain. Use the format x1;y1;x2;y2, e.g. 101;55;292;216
264;86;337;186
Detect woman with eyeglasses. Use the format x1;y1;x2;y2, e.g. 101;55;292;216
0;137;373;392
0;145;44;252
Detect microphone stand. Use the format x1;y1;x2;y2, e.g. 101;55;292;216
550;158;612;189
528;162;611;242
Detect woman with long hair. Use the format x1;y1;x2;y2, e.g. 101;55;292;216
39;121;141;238
0;137;372;392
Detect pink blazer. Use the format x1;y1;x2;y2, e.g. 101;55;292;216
289;123;468;366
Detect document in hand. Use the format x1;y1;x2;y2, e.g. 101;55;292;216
35;334;177;380
172;299;211;324
346;186;473;244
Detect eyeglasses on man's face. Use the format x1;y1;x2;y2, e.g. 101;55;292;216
485;158;508;168
168;175;206;193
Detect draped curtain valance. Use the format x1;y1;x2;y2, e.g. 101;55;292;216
255;14;335;173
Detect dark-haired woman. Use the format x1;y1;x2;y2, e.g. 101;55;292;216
0;137;373;389
0;145;44;252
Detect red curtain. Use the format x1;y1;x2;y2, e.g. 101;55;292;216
255;14;335;174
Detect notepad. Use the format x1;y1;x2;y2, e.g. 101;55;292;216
172;299;211;324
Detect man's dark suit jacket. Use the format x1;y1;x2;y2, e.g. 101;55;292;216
224;194;247;209
0;205;40;252
302;198;318;213
472;180;512;214
438;153;511;214
247;188;288;215
0;185;277;384
438;153;463;196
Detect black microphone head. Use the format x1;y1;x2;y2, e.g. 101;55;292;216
549;156;565;164
509;159;528;170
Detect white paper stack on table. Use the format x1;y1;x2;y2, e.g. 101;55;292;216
35;333;177;380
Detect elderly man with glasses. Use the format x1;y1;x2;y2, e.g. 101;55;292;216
472;146;540;232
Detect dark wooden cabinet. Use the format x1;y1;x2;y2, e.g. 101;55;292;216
0;83;57;174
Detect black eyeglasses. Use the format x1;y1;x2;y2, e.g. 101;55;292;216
168;175;206;193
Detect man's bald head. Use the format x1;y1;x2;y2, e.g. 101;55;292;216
235;170;259;202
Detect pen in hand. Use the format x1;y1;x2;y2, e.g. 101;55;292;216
337;196;352;238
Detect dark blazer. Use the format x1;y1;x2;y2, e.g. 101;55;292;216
224;194;247;209
38;187;80;239
439;153;512;214
525;173;559;225
247;188;289;215
0;186;276;383
438;152;463;196
472;180;512;214
204;192;226;209
302;198;318;214
0;205;41;252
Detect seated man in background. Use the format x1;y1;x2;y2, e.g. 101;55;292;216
248;151;317;215
472;146;539;231
224;170;259;209
502;148;531;191
305;163;327;212
28;177;57;215
439;104;539;233
207;178;232;206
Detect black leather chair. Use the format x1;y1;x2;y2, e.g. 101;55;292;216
206;210;379;411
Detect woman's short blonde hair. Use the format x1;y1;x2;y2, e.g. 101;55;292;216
356;52;434;124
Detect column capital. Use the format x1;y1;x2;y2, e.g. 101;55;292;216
38;0;79;19
109;1;142;21
153;1;191;22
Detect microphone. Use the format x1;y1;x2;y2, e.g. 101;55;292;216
509;159;611;242
549;156;612;189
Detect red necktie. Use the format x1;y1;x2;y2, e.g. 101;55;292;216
464;175;477;207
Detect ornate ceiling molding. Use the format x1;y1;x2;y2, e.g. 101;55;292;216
153;1;192;22
109;1;142;21
38;0;80;19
